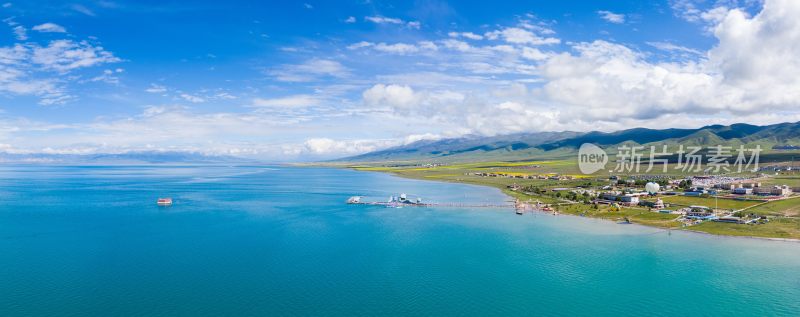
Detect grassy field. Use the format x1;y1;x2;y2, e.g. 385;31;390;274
551;203;682;228
761;174;800;187
744;196;800;217
653;195;762;210
690;218;800;240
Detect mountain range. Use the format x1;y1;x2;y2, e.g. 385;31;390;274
340;121;800;163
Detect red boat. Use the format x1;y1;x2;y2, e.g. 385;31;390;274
157;198;173;206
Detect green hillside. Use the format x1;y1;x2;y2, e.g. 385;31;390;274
338;121;800;163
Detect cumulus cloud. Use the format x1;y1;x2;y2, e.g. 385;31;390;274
362;84;419;109
5;0;800;160
32;23;67;33
343;1;800;140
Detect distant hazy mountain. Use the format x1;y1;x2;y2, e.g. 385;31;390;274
339;121;800;163
0;151;256;164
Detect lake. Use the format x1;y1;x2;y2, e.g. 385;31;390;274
1;165;799;316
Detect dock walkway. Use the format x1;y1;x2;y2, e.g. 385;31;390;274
348;201;513;208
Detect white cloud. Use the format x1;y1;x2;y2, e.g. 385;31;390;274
345;16;356;23
269;58;349;82
0;39;119;105
145;83;167;93
670;0;703;22
32;23;67;33
71;4;95;16
520;47;548;60
597;10;625;24
365;16;404;24
301;138;395;155
669;0;760;25
252;95;319;108
87;68;123;84
214;92;237;100
646;41;703;55
31;40;121;72
418;41;438;51
12;25;26;40
362;84;418;110
5;0;800;160
532;0;800;123
448;31;484;40
179;93;205;103
336;0;800;140
346;41;373;50
485;27;560;45
348;41;439;55
441;39;472;52
373;42;420;54
407;21;421;29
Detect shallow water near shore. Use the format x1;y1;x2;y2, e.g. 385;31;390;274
1;165;799;317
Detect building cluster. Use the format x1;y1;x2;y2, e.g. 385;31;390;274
595;192;647;206
714;182;794;196
689;175;758;188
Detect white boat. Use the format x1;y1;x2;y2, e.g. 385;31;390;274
347;196;362;204
157;197;173;206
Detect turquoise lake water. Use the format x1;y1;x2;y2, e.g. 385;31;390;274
1;165;799;316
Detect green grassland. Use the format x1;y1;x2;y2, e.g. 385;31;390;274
744;196;800;217
761;174;800;187
689;218;800;240
549;203;682;228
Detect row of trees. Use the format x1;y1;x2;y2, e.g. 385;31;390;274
521;184;595;204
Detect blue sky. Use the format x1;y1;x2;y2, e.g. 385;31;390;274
1;0;796;160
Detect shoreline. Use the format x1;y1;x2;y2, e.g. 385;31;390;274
353;167;800;243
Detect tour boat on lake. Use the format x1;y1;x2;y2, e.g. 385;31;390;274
157;198;173;206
